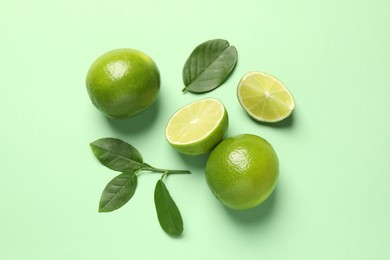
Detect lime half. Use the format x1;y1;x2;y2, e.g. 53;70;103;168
165;98;228;155
237;72;295;123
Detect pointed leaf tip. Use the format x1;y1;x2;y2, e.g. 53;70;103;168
154;180;183;236
90;138;144;172
99;172;137;212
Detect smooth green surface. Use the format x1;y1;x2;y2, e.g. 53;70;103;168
1;0;389;259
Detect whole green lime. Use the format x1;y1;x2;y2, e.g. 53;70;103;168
86;48;160;118
205;134;279;210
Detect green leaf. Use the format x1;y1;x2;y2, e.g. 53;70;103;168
90;138;144;172
154;179;183;236
99;172;137;212
182;39;238;93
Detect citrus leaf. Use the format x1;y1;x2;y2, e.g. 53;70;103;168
99;172;137;212
154;179;183;236
182;39;238;93
90;138;143;172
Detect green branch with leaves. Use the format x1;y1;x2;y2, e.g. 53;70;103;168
90;138;190;237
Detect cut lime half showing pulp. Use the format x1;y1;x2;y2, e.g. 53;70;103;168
165;98;228;155
237;72;295;123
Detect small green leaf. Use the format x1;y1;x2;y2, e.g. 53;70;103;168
154;179;183;236
99;172;137;212
90;138;143;172
182;39;238;93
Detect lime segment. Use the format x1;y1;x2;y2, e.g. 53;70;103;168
165;98;228;155
237;72;295;123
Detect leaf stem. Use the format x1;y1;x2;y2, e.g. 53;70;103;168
142;163;191;175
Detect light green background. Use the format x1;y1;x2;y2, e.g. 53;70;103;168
1;0;389;259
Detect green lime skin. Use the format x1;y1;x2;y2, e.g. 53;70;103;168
86;48;160;119
205;134;279;210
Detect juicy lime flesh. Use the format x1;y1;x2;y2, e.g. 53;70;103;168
86;48;160;119
205;134;278;210
165;98;228;155
238;72;294;122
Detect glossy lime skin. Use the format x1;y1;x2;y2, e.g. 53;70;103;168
86;48;160;118
205;134;279;210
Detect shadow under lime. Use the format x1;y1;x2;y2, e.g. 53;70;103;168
223;186;278;225
104;98;161;134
